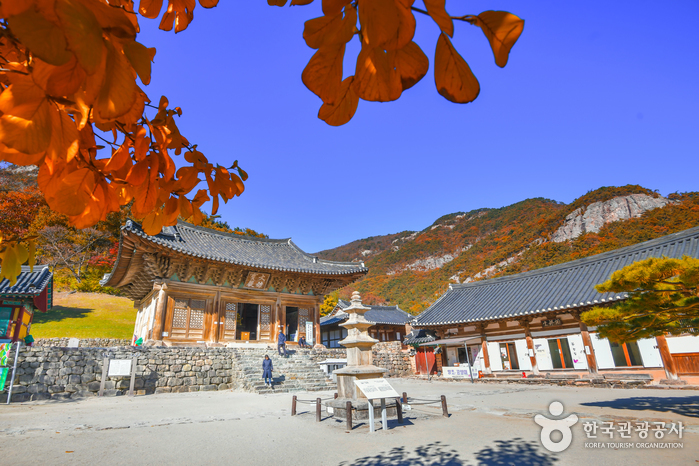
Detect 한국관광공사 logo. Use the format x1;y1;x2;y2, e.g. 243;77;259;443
534;401;579;453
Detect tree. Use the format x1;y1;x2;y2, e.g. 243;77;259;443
581;256;699;343
320;290;339;316
38;225;111;283
0;1;523;284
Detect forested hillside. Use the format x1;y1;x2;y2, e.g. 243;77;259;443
317;186;699;314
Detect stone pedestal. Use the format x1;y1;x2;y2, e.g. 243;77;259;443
329;398;398;420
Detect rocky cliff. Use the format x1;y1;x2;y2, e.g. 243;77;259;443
551;194;673;242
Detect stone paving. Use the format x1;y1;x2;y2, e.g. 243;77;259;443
1;378;697;465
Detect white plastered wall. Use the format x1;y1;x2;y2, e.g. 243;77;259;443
533;338;553;370
487;342;504;371
666;335;699;354
590;332;615;369
134;296;158;341
567;334;588;370
514;339;532;371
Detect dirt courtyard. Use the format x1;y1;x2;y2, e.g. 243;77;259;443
1;378;697;465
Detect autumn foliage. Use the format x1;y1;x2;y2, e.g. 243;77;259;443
0;0;523;285
291;1;525;125
0;0;247;284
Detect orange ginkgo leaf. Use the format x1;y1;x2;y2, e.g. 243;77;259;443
268;0;287;5
56;0;105;75
142;208;165;235
0;243;29;285
199;0;219;8
291;0;314;4
322;0;350;15
318;76;358;126
391;41;428;90
302;44;345;104
381;0;415;51
178;195;193;219
42;56;88;97
6;8;73;66
352;46;401;102
160;0;195;33
471;11;524;68
139;0;164;19
434;33;479;104
423;0;452;37
45;109;79;166
50;166;96;216
95;39;139;121
0;75;53;155
357;0;399;48
303;4;356;49
123;41;156;85
163;196;180;224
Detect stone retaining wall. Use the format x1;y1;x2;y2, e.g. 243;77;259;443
308;341;412;376
1;346;239;402
34;338;132;347
1;341;412;402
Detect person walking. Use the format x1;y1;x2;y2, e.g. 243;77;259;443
262;355;273;388
277;328;287;357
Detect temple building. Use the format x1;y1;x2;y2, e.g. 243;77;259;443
101;221;368;346
320;300;412;347
0;266;53;343
412;227;699;381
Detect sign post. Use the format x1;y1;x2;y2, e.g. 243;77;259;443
354;378;400;433
100;357;136;396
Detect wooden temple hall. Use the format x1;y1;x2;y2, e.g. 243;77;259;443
412;227;699;381
101;221;368;346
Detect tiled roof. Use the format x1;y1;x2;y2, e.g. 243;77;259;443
404;329;437;346
415;226;699;327
321;304;412;326
320;315;345;326
118;220;368;276
0;266;51;297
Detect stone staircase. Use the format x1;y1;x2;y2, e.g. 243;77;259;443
230;348;336;394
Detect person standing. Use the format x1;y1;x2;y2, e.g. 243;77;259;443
262;355;273;388
277;328;287;357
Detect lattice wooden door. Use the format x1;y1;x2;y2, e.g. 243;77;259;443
298;308;310;338
219;301;238;341
258;304;272;341
169;298;206;340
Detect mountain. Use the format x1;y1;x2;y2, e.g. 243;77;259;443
316;186;699;314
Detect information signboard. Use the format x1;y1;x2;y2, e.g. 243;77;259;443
354;378;399;400
442;366;471;378
108;359;132;377
305;321;314;345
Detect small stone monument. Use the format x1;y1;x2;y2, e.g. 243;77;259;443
329;291;396;420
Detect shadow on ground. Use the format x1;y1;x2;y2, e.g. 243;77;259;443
581;396;699;418
32;305;91;324
339;439;558;466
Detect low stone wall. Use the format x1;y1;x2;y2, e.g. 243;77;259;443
34;338;132;347
309;341;412;377
1;346;238;402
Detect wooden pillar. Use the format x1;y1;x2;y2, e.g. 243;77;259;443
151;283;168;341
274;296;282;343
477;325;491;374
314;302;321;347
579;322;598;375
655;334;680;381
521;321;540;376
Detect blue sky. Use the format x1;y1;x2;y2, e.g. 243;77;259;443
136;1;699;253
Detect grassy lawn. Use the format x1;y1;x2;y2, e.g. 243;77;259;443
31;292;137;339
